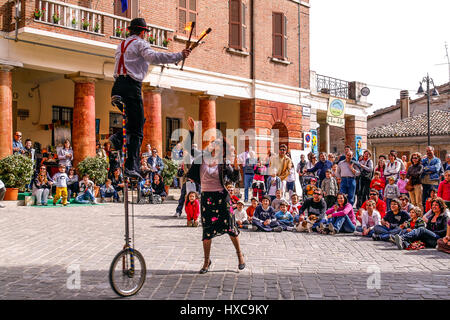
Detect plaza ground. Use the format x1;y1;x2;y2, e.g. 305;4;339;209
0;196;449;300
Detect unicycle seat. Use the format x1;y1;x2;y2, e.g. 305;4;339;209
111;95;124;111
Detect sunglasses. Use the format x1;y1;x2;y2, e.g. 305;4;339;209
370;193;377;196
313;192;321;195
279;149;286;152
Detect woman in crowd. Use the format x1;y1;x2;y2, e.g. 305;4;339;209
395;197;448;250
303;152;318;186
58;139;73;172
384;151;402;182
185;117;245;274
32;172;51;205
151;173;167;202
406;152;424;210
67;167;79;199
357;150;374;208
110;167;125;197
374;155;387;184
322;193;357;234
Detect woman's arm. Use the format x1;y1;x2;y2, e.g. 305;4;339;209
331;203;353;217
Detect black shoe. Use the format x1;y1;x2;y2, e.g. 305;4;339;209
372;234;380;241
124;168;143;180
237;251;245;270
199;259;212;274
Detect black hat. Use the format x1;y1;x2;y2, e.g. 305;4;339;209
127;18;150;32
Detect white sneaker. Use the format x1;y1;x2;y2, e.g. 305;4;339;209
353;231;362;236
286;226;294;232
251;225;258;231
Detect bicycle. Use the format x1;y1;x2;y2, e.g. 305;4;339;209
108;95;146;297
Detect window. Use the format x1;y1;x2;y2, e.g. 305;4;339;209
272;12;287;60
166;117;181;152
109;112;122;136
178;0;197;35
114;0;133;18
229;0;247;50
52;106;73;146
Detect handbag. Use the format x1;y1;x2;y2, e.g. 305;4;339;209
437;238;450;254
405;180;414;192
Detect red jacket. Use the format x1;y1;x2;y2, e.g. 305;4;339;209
185;199;200;219
437;180;450;201
370;178;385;191
361;198;387;218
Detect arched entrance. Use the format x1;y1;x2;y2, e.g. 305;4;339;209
272;121;289;150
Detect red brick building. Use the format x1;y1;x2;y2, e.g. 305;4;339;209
0;0;370;165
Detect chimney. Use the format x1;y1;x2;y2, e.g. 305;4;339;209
400;90;410;119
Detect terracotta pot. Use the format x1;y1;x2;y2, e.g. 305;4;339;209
94;186;100;198
164;185;170;195
4;188;19;201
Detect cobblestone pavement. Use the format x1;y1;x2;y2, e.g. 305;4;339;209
0;199;449;300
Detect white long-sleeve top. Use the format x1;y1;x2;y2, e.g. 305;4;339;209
361;210;382;230
114;35;184;82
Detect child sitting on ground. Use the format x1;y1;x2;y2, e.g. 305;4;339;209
305;178;318;198
75;174;97;204
275;200;294;231
288;193;302;218
246;197;258;223
140;177;153;203
271;189;283;211
234;200;249;229
251;195;282;232
266;169;281;202
100;179;119;203
370;171;385;200
185;191;200;227
52;164;69;206
354;200;381;237
226;183;240;212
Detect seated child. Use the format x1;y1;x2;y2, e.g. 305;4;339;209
75;174;97;204
275;200;294;231
355;200;381;237
266;169;281;202
288;193;302;218
370;171;385;200
52;164;69;206
271;189;283;211
305;178;318;198
140;177;153;203
226;183;240;212
399;206;425;235
234;200;249;229
100;179;119;203
246;197;258;223
251;195;282;232
185;191;200;227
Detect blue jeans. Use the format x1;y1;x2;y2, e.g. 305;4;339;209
373;225;402;241
244;174;254;202
356;226;374;237
328;215;356;233
401;227;440;248
340;177;356;205
100;190;119;200
75;190;95;204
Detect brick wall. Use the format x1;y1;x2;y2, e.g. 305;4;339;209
1;0;310;89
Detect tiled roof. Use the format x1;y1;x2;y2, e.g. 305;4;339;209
368;110;450;139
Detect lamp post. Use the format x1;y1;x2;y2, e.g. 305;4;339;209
417;74;439;146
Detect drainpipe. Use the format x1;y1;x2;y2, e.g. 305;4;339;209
298;1;301;89
250;0;255;83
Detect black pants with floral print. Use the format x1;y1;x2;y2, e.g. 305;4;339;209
201;190;240;241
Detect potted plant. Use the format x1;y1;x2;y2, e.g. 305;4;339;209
71;18;77;28
162;38;172;47
81;18;90;31
161;158;178;195
33;8;45;19
77;157;108;197
148;34;155;44
94;22;100;33
115;27;122;37
0;154;34;200
52;13;60;24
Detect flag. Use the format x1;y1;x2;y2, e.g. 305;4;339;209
121;0;128;13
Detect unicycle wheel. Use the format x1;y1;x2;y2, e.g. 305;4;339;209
109;247;146;297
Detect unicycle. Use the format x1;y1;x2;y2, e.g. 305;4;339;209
108;95;146;297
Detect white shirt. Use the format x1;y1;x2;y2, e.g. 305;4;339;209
114;35;184;82
234;209;248;222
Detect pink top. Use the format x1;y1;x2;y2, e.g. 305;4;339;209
326;203;356;225
200;163;223;192
397;178;408;194
438;180;450;201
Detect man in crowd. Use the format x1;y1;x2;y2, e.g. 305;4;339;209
304;152;332;187
421;146;442;209
269;144;292;199
336;150;359;206
12;131;25;155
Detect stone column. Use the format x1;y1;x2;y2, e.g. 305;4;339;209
319;121;330;154
0;65;14;159
65;72;99;167
142;84;163;155
198;95;217;149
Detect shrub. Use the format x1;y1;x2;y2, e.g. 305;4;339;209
0;154;34;191
77;157;108;185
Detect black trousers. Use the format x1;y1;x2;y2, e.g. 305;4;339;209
110;76;144;172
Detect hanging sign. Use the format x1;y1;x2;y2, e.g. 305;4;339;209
326;97;346;128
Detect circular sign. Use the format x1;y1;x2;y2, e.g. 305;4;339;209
305;134;311;143
329;99;345;117
361;87;370;96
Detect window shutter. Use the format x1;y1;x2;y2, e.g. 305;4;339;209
284;15;288;59
242;3;247;49
178;0;187;33
272;12;283;58
229;0;242;49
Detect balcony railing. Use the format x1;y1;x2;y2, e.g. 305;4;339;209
33;0;173;48
316;74;349;99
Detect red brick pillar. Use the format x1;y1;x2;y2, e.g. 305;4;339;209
142;84;162;155
66;73;97;167
0;65;14;159
345;115;367;152
198;95;217;149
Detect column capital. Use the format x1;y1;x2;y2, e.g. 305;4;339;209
142;83;163;93
65;71;104;83
0;59;23;72
198;94;218;101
